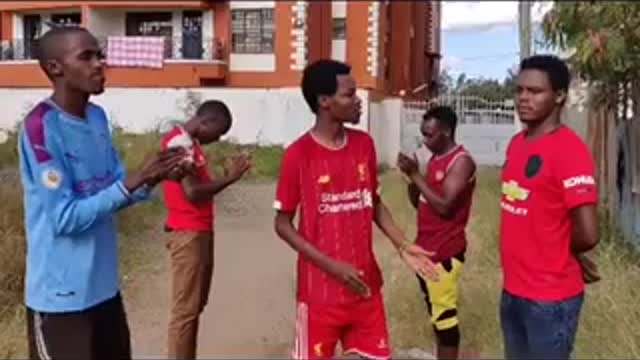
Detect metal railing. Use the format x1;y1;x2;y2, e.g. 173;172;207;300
97;36;226;62
0;36;226;62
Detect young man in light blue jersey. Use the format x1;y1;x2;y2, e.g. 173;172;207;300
18;26;187;360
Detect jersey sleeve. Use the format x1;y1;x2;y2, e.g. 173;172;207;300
19;111;133;236
555;136;598;210
273;146;301;212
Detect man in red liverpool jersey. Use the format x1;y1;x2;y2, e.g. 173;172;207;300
499;54;600;359
273;59;439;360
161;100;251;359
397;105;476;360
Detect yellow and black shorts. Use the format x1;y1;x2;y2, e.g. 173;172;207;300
417;252;464;331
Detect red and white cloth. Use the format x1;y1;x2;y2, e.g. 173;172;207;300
106;36;165;69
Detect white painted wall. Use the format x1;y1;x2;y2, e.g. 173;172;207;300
90;10;125;38
331;1;347;18
369;99;403;166
13;14;23;40
0;88;370;148
229;54;276;72
230;1;275;9
203;10;214;40
331;40;346;62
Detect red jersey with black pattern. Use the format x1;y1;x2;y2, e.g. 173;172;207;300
500;125;598;301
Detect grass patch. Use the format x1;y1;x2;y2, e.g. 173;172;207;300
0;130;283;358
0;185;27;359
378;168;640;359
0;131;18;170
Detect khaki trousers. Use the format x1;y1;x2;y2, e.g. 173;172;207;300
166;231;214;360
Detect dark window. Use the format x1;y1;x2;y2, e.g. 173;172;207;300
332;18;346;40
125;12;173;58
49;13;81;27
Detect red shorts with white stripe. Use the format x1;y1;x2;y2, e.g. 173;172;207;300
292;292;391;360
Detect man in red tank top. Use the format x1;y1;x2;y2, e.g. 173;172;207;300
398;106;476;360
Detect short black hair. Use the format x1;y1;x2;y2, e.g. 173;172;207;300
424;105;458;137
519;54;570;92
34;26;90;76
196;100;232;125
301;59;351;114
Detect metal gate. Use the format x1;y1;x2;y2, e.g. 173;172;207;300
400;95;518;166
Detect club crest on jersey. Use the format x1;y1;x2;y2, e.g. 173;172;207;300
314;343;323;357
358;163;367;182
318;175;331;184
502;180;530;202
42;168;63;190
435;170;445;181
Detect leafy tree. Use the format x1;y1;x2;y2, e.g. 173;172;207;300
542;2;640;105
437;67;517;102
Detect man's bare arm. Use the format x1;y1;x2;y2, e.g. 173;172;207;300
570;204;599;253
410;156;475;218
181;174;237;204
181;155;250;203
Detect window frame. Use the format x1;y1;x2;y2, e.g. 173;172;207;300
231;8;275;54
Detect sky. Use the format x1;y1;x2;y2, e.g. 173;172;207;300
441;1;554;81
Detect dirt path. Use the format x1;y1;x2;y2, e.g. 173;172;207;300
124;182;296;359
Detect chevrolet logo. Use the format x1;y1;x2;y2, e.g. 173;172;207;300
502;180;530;202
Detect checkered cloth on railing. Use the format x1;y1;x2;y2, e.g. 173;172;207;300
106;36;165;69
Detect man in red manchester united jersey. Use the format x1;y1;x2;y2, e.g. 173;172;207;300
500;55;600;360
274;59;439;360
397;106;476;360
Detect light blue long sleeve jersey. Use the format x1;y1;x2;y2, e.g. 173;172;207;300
18;99;150;313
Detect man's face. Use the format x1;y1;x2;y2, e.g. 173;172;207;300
197;115;231;144
321;74;362;124
49;31;106;95
516;69;564;124
421;117;449;154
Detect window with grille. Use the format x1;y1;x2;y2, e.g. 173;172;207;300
125;12;174;59
332;18;346;40
49;13;81;28
231;9;275;54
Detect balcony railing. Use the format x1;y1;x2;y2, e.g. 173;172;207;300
0;36;226;62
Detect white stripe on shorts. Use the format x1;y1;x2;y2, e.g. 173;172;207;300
33;312;52;360
292;303;309;360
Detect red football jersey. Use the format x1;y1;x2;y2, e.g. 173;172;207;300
274;129;383;305
417;145;475;262
161;127;214;232
500;125;598;301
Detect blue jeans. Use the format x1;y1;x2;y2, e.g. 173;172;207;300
500;290;584;360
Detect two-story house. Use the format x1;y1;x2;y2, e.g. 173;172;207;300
0;1;441;146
